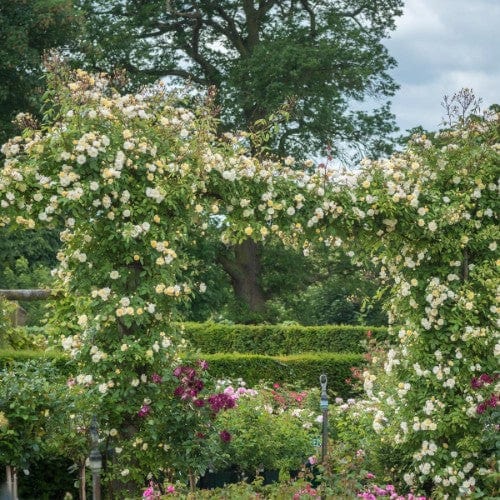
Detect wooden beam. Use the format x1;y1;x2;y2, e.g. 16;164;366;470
0;289;61;301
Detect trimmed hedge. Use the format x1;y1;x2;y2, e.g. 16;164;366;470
0;349;69;371
187;352;365;397
180;322;387;355
0;350;364;396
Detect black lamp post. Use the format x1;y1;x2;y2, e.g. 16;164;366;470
89;416;102;500
319;374;328;465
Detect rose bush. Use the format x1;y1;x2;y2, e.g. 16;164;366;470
314;115;499;497
214;381;319;474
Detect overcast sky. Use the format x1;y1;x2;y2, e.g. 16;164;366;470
383;0;500;133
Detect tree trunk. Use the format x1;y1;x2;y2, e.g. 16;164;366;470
219;238;267;314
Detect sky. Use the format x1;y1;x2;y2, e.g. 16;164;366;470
383;0;500;133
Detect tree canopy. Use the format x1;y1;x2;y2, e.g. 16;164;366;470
72;0;402;160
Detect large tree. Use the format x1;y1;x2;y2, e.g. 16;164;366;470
73;0;402;160
68;1;403;316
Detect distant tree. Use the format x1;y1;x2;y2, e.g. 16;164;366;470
0;0;80;145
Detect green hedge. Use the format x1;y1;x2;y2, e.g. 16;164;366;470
180;322;387;355
0;349;69;370
0;349;364;396
187;352;365;397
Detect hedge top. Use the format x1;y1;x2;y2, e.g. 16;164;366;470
180;322;387;354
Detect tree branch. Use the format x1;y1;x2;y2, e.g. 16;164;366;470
300;0;317;37
217;254;242;282
121;60;207;85
243;0;260;49
213;6;247;55
181;18;221;84
339;4;369;19
165;2;202;20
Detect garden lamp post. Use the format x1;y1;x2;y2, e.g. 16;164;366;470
89;416;102;500
319;374;328;465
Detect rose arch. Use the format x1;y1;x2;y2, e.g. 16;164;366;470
0;68;497;497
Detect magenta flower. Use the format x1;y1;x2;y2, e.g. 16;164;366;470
471;377;482;389
487;393;497;407
138;404;151;418
198;359;209;370
143;486;154;498
166;485;176;494
476;402;487;414
219;430;232;442
208;393;236;413
479;373;493;384
151;373;162;384
365;472;375;479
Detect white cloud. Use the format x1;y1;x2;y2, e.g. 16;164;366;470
385;0;500;131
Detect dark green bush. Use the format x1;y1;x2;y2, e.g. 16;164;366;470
0;456;79;500
187;352;364;397
181;322;387;355
0;349;363;397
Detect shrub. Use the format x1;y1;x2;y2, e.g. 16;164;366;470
214;384;319;474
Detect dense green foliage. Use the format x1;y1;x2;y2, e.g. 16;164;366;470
73;0;402;160
0;0;80;144
0;227;59;324
182;322;387;354
0;349;69;369
261;245;387;326
1;64;497;497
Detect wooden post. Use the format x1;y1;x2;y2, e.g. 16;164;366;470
6;466;12;496
12;468;17;500
0;289;60;301
5;466;18;500
79;462;86;500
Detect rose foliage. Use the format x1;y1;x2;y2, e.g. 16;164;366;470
0;67;498;497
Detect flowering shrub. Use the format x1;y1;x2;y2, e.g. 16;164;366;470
357;483;427;499
214;382;319;473
332;115;499;497
0;361;72;469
